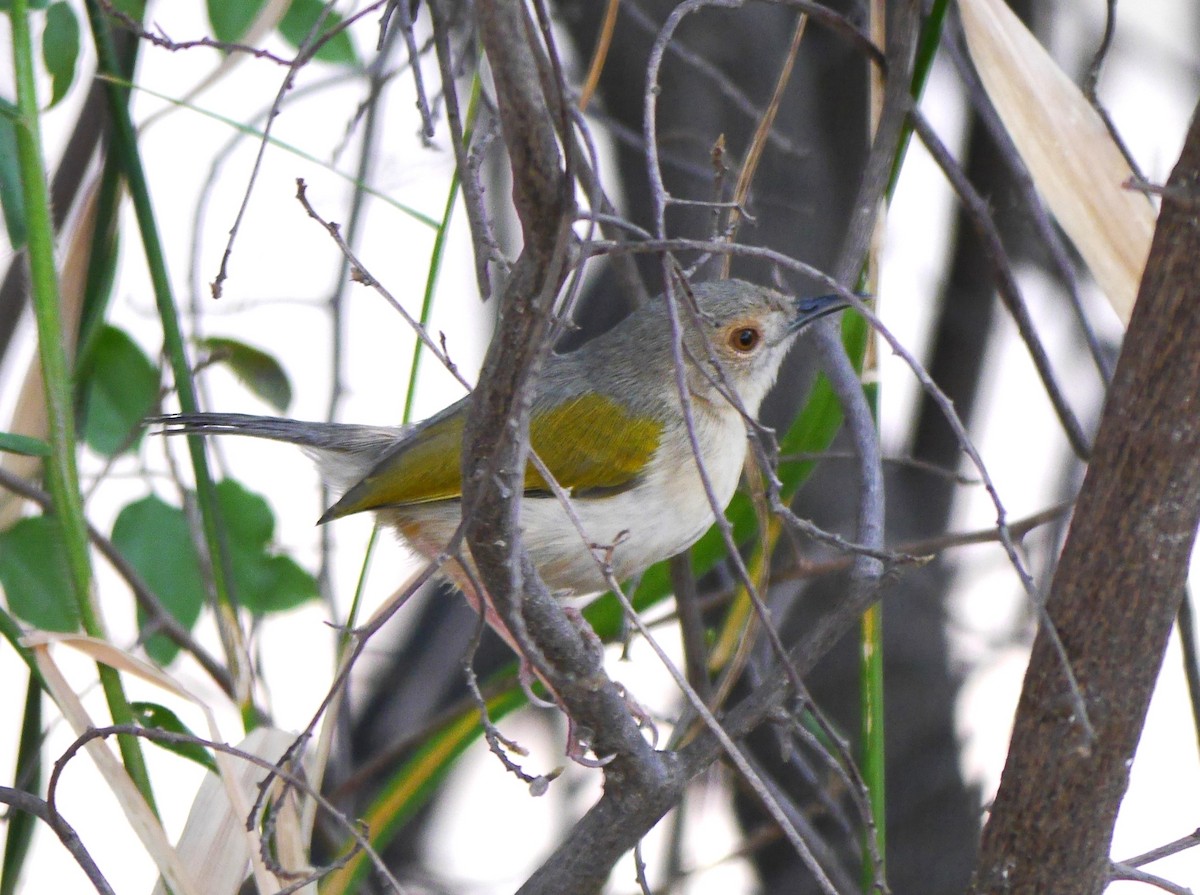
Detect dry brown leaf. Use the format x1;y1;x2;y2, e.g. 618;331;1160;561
26;633;310;894
0;179;96;528
31;642;203;895
959;0;1155;323
152;727;311;895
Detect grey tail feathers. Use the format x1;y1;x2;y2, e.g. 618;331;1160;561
152;413;405;496
150;413;400;452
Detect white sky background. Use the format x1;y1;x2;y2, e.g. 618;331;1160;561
1;1;1199;892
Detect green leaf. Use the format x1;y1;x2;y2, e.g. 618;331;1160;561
199;336;292;413
42;2;80;109
216;480;318;614
243;554;316;613
0;516;80;632
206;0;268;43
0;431;50;457
0;0;50;9
130;702;218;773
279;0;358;66
216;479;274;547
0;109;26;250
112;495;206;666
78;325;159;457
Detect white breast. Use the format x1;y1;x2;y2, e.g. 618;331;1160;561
383;405;748;597
518;403;747;593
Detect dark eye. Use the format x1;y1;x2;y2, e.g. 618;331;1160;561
729;326;761;352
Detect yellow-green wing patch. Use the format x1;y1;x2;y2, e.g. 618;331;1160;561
321;410;468;520
527;394;662;494
322;394;662;520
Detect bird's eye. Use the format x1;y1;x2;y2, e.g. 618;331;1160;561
729;326;761;353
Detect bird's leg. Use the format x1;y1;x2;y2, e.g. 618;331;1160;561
452;563;639;765
558;605;659;756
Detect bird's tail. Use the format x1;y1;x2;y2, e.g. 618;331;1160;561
152;413;404;495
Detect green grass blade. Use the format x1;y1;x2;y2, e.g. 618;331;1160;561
321;687;525;895
84;0;254;726
8;0;156;808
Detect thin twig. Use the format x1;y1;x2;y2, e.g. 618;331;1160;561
0;786;115;895
945;19;1114;385
98;0;293;65
718;11;808;277
463;598;543;787
47;724;404;893
1119;827;1200;869
381;0;435;138
210;0;392;298
427;0;502;299
578;0;620;111
669;553;712;704
1109;862;1194;895
1081;0;1144;181
910;109;1092;459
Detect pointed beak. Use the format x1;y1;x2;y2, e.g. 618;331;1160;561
790;293;852;332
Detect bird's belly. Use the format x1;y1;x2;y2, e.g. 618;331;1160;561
384;418;746;597
520;488;717;593
384;473;740;597
516;425;745;594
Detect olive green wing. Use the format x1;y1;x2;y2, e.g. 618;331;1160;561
525;392;663;496
321;393;663;521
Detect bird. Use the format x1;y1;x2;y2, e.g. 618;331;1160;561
156;278;845;643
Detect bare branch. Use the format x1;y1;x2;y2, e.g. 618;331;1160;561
0;786;115;895
971;98;1200;895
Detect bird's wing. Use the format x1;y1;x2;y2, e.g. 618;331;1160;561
320;393;664;521
525;392;664;496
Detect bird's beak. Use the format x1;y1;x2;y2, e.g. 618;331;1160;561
790;293;853;332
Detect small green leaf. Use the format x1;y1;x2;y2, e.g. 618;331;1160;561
279;0;359;66
243;554;316;613
206;0;268;43
42;2;80;109
199;336;292;413
0;0;50;9
112;495;206;666
216;479;274;547
0;516;80;632
78;325;159;457
215;479;317;614
0;431;51;457
0;109;26;250
130;702;218;773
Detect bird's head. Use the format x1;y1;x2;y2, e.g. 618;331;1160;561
675;279;849;415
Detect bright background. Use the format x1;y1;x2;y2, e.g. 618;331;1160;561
1;2;1198;892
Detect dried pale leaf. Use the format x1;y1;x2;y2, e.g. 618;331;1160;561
32;645;202;895
272;766;316;895
959;0;1154;323
26;632;286;893
23;631;196;700
0;179;95;527
152;728;307;895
